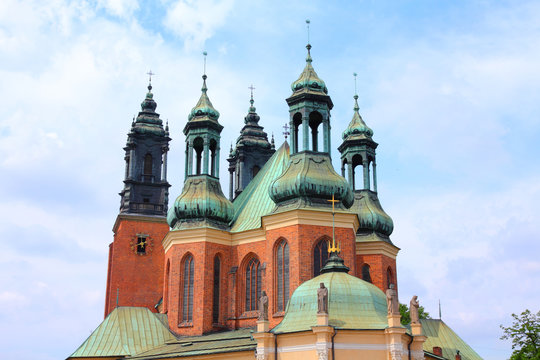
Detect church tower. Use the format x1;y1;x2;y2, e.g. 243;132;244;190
267;42;358;294
104;80;171;317
227;91;275;200
165;69;234;335
337;78;399;294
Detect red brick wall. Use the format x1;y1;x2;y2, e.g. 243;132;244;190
164;241;233;336
165;222;357;336
355;253;398;295
104;217;169;317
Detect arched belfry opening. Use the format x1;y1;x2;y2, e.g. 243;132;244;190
309;111;323;152
209;139;217;177
292;112;302;153
193;137;204;175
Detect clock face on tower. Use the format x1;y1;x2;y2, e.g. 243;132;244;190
130;234;153;256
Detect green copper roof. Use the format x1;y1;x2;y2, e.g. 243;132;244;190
187;75;220;122
68;307;175;359
231;142;290;232
131;84;167;136
168;175;233;230
269;151;354;209
272;270;389;334
419;319;483;360
290;44;328;96
342;95;373;140
128;328;255;359
350;190;394;237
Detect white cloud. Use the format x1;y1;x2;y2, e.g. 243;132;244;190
163;0;235;50
97;0;139;18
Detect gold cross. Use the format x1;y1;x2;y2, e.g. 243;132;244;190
327;194;340;253
328;193;339;213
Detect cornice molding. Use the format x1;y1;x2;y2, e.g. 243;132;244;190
355;240;400;259
262;209;359;232
113;213;167;233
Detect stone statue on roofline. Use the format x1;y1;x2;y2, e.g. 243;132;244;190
258;291;268;321
317;282;328;314
386;284;399;315
410;295;420;324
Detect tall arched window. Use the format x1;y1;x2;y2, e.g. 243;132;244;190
245;257;261;311
144;153;153;175
212;255;220;323
182;255;194;322
387;267;393;289
164;260;170;313
362;264;372;283
276;240;289;312
313;239;329;276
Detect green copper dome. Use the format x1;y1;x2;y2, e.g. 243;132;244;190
290;44;328;95
131;83;166;136
342;95;373;140
272;265;388;333
188;75;220;122
351;190;394;237
269;152;354;208
167;175;233;230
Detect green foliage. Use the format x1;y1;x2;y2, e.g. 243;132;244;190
500;309;540;360
399;303;431;325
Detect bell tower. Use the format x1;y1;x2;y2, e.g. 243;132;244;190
165;65;234;335
227;90;275;200
104;78;171;317
338;74;398;294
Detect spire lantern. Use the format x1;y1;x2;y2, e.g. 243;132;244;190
227;87;274;200
338;73;394;239
119;79;171;217
168;56;233;230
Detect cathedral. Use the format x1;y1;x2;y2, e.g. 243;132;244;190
68;41;483;360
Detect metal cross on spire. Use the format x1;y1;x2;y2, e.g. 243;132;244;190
283;123;290;140
248;84;255;100
327;193;341;253
147;70;155;84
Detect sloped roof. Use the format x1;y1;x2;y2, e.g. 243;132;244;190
230;141;290;232
68;307;176;359
420;319;483;360
128;328;256;359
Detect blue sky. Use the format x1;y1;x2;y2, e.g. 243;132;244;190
1;1;539;359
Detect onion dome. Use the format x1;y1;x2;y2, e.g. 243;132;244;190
269;152;354;208
351;191;394;237
131;83;166;136
342;95;373;140
272;253;388;334
167;176;233;230
188;75;220;122
290;44;328;95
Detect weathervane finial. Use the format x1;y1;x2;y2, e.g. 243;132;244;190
202;51;208;76
306;19;311;44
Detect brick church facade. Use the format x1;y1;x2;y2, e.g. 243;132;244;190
103;42;399;338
